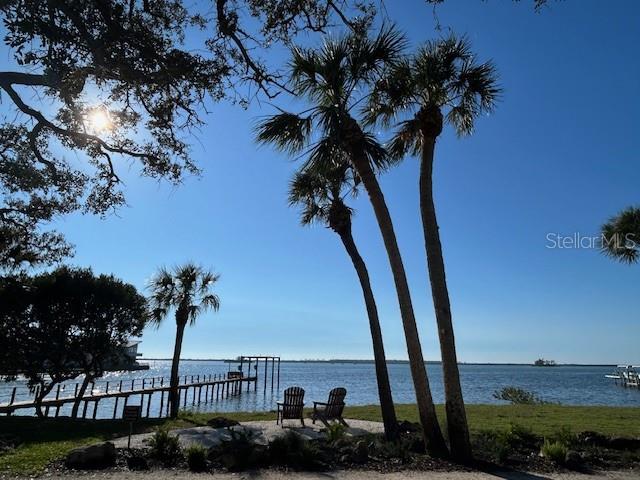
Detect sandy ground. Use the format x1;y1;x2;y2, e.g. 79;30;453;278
21;469;640;480
112;419;385;449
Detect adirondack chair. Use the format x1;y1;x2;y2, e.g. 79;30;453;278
312;387;348;426
276;386;305;427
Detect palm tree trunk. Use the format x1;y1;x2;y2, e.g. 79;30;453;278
71;374;92;419
169;321;186;419
338;226;398;440
349;146;448;456
420;134;472;461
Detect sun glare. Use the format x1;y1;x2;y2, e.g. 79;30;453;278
86;107;113;133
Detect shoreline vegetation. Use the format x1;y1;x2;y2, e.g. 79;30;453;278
1;404;640;475
140;359;618;367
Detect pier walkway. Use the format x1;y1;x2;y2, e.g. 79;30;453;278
0;373;256;419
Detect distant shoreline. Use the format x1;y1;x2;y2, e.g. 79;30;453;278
140;358;616;367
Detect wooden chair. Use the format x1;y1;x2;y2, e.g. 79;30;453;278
276;386;305;427
312;387;348;426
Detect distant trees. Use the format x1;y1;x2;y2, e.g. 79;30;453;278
0;267;147;417
534;358;557;367
148;264;220;418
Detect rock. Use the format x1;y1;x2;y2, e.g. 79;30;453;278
565;450;583;469
0;434;19;454
126;455;148;471
207;417;240;428
397;420;421;433
576;431;608;447
65;442;116;470
353;440;369;463
608;437;640;450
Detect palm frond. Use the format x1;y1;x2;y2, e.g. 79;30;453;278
601;207;640;264
387;118;422;160
361;133;391;170
146;264;221;326
349;25;407;84
364;58;415;127
255;113;312;154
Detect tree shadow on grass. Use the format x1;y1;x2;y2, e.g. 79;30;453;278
0;416;166;445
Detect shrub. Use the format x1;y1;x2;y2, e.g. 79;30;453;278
493;386;549;405
210;429;267;471
475;424;540;463
548;426;576;447
541;439;568;464
148;428;182;466
373;433;423;463
269;431;322;469
324;423;347;443
185;444;208;472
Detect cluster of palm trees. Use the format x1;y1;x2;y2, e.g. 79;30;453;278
256;27;500;460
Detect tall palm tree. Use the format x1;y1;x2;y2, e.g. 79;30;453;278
148;264;220;418
366;35;500;460
256;28;448;456
601;206;640;263
289;164;398;439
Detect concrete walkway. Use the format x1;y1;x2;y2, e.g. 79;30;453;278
28;469;640;480
113;418;385;449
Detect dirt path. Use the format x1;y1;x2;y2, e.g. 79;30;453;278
18;470;638;480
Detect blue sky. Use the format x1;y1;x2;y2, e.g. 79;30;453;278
26;0;640;363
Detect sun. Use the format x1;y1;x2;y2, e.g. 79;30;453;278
86;107;113;133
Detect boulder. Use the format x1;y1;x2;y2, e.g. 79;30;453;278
126;455;149;471
564;450;583;469
608;437;640;450
0;434;19;454
65;442;116;470
207;417;240;428
576;431;608;447
353;440;369;463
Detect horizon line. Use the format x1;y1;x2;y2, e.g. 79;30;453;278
139;358;618;367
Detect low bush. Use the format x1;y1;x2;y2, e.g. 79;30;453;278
209;429;267;471
147;428;182;466
184;444;208;472
475;423;540;463
269;430;323;469
547;426;576;447
493;386;550;405
324;422;347;443
373;433;423;463
541;439;569;464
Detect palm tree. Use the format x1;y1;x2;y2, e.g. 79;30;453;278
601;207;640;263
256;28;448;456
288;164;398;439
366;35;500;460
148;264;220;418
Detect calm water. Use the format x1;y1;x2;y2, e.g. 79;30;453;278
1;361;638;419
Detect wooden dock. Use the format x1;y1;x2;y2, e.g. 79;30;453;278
0;373;257;419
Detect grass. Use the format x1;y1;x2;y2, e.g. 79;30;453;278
1;404;639;474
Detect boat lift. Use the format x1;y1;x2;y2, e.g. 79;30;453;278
605;365;640;388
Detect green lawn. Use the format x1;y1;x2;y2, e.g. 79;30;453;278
1;404;639;475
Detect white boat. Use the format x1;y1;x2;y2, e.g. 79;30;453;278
606;365;640;388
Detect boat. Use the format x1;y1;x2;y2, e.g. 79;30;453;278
605;365;640;388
